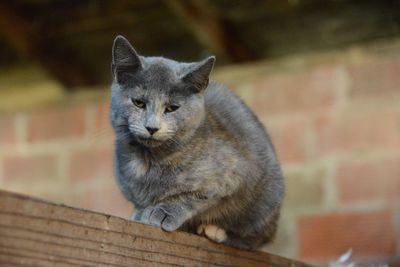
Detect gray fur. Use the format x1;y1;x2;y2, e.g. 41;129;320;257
109;35;284;249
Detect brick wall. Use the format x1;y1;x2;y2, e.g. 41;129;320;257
1;40;400;265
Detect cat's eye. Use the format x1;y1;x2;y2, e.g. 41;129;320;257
132;99;146;109
165;105;180;113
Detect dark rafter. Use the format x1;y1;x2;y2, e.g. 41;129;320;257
0;2;96;89
165;0;255;63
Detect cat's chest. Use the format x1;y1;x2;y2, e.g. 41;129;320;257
120;155;176;207
126;156;149;178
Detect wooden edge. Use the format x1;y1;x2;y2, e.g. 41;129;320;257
0;189;312;267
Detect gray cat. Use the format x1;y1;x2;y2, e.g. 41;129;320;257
110;35;284;249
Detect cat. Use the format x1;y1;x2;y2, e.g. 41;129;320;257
109;35;284;250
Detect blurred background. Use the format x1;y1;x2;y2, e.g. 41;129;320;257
0;0;399;265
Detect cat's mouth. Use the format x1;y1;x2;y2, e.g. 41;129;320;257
137;136;164;147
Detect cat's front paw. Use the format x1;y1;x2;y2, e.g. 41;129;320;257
141;203;185;231
130;210;144;221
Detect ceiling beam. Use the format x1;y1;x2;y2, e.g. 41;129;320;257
0;2;96;89
165;0;255;63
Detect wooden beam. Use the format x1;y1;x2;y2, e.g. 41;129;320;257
0;2;96;89
165;0;255;63
0;190;312;267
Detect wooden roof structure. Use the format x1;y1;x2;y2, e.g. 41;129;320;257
0;0;399;89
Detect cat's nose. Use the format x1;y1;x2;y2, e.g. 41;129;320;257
146;126;159;135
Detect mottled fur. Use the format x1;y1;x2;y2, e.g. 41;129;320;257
110;35;284;249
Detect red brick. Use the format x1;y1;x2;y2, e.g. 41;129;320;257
336;158;400;203
316;111;400;156
348;57;400;100
69;148;113;182
94;101;113;139
298;210;396;260
95;101;111;131
0;116;17;146
27;105;86;142
3;154;58;181
39;190;79;206
265;119;309;164
80;180;132;218
251;66;342;115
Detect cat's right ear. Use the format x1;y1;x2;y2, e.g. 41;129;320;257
181;56;215;93
112;35;142;83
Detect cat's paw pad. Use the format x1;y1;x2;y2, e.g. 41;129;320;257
141;204;184;232
197;224;227;243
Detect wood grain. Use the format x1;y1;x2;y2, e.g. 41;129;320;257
0;190;311;267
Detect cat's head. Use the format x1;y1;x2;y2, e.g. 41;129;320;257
109;35;215;148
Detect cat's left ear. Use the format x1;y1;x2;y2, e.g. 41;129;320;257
112;35;143;83
181;56;215;92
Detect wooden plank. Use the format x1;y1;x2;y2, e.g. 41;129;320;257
0;190;311;267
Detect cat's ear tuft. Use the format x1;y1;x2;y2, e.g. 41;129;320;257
182;56;215;92
112;35;142;83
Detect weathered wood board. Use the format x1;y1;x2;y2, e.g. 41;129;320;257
0;190;311;267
